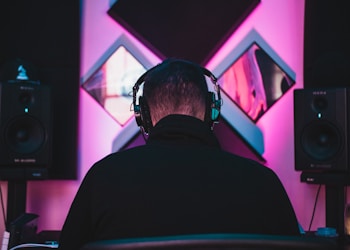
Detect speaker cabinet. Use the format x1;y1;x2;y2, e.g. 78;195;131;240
294;88;349;172
0;82;52;180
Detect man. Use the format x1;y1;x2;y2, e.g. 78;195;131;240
58;58;300;249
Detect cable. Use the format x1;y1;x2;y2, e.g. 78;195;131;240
9;242;58;249
308;184;322;232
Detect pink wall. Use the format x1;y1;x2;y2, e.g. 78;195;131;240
207;0;323;231
1;0;336;240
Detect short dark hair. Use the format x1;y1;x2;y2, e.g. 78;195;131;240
143;58;208;124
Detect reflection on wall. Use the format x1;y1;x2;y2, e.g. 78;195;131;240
82;46;146;125
218;43;295;122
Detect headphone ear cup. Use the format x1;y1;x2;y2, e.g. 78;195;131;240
134;103;142;127
139;96;153;134
211;102;220;121
205;92;221;126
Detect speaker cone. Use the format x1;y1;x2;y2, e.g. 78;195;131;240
301;120;342;161
4;115;46;154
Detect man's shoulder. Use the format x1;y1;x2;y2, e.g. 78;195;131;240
95;145;148;165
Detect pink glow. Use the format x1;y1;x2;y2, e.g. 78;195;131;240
208;0;321;231
22;0;328;237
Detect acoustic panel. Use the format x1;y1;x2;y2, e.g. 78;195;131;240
108;0;260;65
304;0;350;88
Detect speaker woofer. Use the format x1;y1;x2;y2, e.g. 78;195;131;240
4;115;46;154
301;120;342;161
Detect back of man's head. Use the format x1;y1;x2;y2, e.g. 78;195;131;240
143;58;208;125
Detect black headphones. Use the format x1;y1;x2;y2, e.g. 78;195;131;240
132;65;222;134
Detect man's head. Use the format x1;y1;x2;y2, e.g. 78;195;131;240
133;58;221;133
143;58;208;125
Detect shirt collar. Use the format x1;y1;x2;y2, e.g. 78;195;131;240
147;114;221;148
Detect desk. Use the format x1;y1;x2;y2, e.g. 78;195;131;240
13;231;350;250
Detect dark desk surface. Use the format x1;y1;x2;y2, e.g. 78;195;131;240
305;231;350;250
12;231;350;250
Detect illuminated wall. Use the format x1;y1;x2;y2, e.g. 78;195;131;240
18;0;328;237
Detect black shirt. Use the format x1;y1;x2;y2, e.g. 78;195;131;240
58;115;300;249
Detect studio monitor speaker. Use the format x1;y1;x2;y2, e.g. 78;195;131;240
294;88;349;172
0;81;52;179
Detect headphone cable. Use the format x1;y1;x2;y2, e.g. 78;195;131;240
308;184;322;232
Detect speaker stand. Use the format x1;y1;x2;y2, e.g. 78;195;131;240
325;185;346;238
301;171;350;237
6;180;27;229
